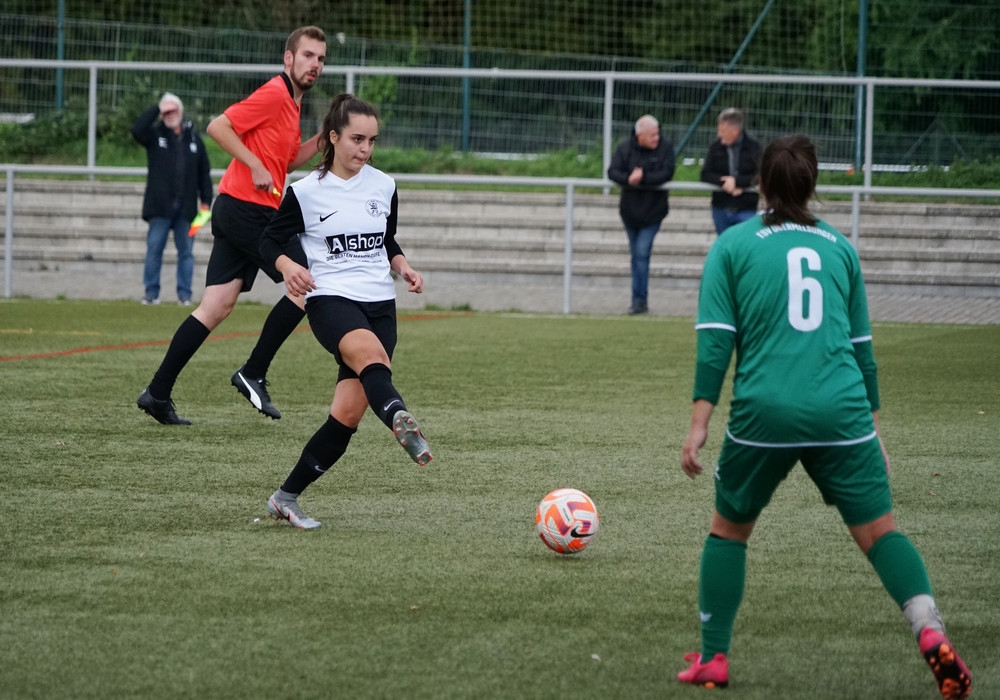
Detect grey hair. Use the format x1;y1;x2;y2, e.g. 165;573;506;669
634;114;659;135
159;92;183;114
718;107;744;128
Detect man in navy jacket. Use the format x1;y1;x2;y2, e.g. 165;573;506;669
607;114;676;315
130;92;213;305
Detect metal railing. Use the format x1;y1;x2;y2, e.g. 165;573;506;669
4;163;1000;311
4;58;1000;184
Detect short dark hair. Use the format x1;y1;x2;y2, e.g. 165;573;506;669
759;135;819;227
285;26;326;55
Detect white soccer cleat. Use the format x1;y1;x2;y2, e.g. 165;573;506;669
267;490;321;529
392;410;433;466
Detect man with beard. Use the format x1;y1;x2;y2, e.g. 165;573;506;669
137;25;327;425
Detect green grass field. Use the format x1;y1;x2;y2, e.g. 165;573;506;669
1;299;997;699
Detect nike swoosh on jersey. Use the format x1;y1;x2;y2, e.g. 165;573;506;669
319;211;338;222
699;611;713;622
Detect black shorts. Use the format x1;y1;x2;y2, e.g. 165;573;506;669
306;295;398;382
205;193;307;292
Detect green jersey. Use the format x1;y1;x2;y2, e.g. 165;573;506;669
694;215;879;446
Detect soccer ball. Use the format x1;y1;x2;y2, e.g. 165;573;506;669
535;488;599;554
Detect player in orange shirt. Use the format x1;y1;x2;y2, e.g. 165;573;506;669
137;25;326;425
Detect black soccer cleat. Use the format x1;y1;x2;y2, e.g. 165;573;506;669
231;365;281;419
136;387;191;425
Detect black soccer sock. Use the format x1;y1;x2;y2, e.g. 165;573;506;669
358;363;406;428
148;315;211;399
243;295;305;379
280;416;357;495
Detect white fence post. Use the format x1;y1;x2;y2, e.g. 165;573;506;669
603;75;614;196
4;168;13;298
563;182;575;314
88;64;98;175
850;190;861;248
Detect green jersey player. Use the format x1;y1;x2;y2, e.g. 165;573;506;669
677;135;970;699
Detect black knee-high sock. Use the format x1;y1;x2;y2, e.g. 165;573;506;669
358;363;406;428
280;416;357;495
148;315;211;399
243;296;305;379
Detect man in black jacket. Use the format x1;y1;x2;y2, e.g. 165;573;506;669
607;114;676;315
130;92;213;305
700;108;762;235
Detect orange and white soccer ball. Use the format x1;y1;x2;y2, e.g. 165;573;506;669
535;488;599;554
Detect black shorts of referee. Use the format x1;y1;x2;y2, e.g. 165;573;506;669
206;193;307;293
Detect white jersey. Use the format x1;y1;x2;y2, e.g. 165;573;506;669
261;164;403;303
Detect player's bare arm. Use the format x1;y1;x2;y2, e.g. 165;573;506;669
274;254;315;296
872;410;891;475
206;113;273;191
390;255;423;294
682;399;715;478
288;131;325;172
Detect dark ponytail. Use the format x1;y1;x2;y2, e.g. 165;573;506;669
759;135;818;227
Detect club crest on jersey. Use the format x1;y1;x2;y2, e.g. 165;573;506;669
325;232;385;255
366;199;384;217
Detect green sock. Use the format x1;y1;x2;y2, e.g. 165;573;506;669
866;530;933;607
699;535;748;659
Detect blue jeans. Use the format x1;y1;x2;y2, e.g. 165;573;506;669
144;213;193;300
711;207;756;235
624;222;660;306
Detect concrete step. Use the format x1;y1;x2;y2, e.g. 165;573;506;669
9;245;193;265
854;225;999;244
863;269;1000;288
398;231;712;252
8;220;211;243
3;178;999;296
411;256;706;280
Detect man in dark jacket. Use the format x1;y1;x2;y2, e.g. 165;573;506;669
608;114;676;315
130;92;213;305
700;108;762;235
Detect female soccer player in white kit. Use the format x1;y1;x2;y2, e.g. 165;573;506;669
258;94;432;530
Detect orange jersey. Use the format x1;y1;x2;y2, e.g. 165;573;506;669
217;74;302;209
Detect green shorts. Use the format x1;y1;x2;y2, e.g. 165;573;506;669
713;433;892;527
